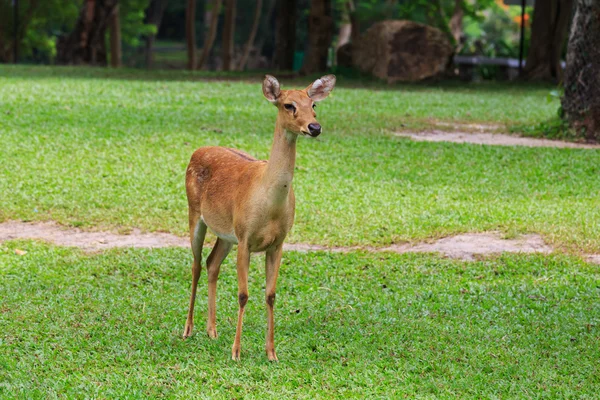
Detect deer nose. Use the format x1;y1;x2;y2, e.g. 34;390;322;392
308;123;321;137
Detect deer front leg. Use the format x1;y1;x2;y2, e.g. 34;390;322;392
206;238;233;339
232;244;250;361
183;219;207;338
265;244;283;361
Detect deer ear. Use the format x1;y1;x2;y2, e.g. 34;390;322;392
263;75;281;104
306;75;336;101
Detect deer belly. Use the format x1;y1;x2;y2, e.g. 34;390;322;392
214;230;239;244
201;215;238;244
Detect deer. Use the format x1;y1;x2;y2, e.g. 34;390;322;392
182;74;336;361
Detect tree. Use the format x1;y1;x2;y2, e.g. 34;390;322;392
300;0;333;75
143;0;169;68
449;0;464;50
0;0;39;62
523;0;574;81
57;0;119;65
109;4;121;67
197;0;223;70
238;0;262;71
221;0;236;71
561;0;600;139
186;0;196;70
273;0;297;71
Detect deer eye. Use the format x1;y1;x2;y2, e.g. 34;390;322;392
284;104;296;112
312;104;317;109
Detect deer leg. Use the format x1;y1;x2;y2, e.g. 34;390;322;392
232;244;250;361
265;244;283;361
206;238;233;339
183;218;207;338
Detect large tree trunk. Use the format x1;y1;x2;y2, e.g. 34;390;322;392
57;0;118;65
238;0;262;71
562;0;600;139
109;5;121;67
197;0;223;70
300;0;333;75
186;0;197;70
144;0;169;69
523;0;574;81
273;0;297;71
221;0;236;71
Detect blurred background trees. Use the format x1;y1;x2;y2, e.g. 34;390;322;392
2;0;537;72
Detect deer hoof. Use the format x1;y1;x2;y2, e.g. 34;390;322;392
266;348;278;362
183;322;193;339
206;326;218;339
231;347;241;361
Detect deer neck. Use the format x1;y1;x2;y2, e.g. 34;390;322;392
262;115;297;203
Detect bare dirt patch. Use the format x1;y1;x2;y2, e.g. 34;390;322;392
0;221;188;252
3;221;592;262
395;131;600;149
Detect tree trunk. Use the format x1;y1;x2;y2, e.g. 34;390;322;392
273;0;297;71
57;0;118;66
523;0;574;81
561;0;600;139
300;0;333;75
186;0;197;70
144;0;169;69
336;1;351;52
109;5;121;67
238;0;262;71
221;0;236;71
197;0;223;70
449;0;464;50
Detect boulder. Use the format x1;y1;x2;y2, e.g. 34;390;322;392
352;20;454;83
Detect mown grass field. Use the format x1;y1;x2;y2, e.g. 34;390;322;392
4;66;600;252
1;66;600;398
1;242;599;398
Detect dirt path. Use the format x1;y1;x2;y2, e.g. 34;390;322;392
2;221;597;263
395;131;600;149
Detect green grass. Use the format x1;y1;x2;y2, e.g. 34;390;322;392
1;241;599;397
3;65;600;252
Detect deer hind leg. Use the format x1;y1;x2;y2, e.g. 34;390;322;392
206;238;233;339
232;244;250;361
265;244;283;361
183;216;207;339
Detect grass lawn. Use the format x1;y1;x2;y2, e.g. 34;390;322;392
1;241;599;398
2;66;599;252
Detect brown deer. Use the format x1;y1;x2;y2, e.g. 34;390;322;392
183;74;336;361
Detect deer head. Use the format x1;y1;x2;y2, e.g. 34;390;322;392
262;75;336;137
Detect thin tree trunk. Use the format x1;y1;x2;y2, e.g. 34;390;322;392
449;0;464;50
197;0;222;70
524;0;574;81
300;0;333;75
186;0;197;70
1;0;40;63
273;0;296;70
238;0;262;71
562;0;600;139
144;0;169;69
336;1;351;52
109;5;121;67
221;0;236;71
348;0;359;44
